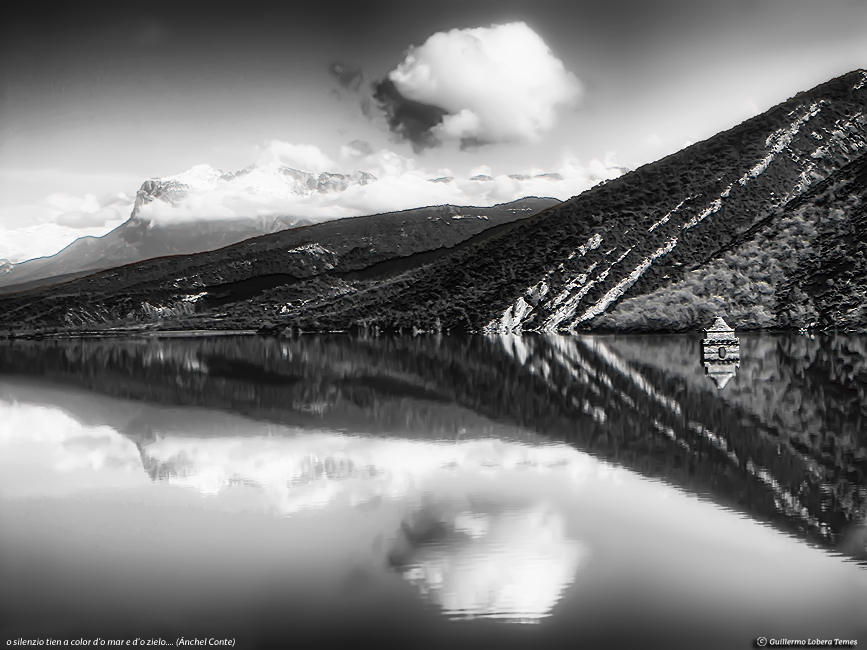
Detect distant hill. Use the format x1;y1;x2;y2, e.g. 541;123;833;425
0;160;384;293
0;197;559;335
0;214;311;294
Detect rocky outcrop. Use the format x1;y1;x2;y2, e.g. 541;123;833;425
131;178;193;218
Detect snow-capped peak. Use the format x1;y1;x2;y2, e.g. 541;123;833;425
162;164;225;192
130;161;382;221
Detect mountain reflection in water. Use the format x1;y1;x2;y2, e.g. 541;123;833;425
1;333;866;647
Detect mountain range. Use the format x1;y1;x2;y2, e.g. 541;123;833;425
0;197;558;335
0;69;865;336
0;161;384;293
0;161;574;295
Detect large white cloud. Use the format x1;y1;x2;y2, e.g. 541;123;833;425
396;501;587;622
138;432;603;512
388;22;582;145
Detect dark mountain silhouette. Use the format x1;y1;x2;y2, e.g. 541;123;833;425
0;214;312;294
0;197;558;336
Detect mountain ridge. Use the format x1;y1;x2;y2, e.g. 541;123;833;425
0;160;387;293
0;197;560;335
1;70;865;336
0;154;581;294
267;69;867;334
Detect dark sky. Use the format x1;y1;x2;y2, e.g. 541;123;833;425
1;0;865;258
3;0;864;176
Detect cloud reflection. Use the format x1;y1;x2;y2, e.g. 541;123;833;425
139;433;608;516
0;401;147;497
1;395;590;622
388;499;586;623
138;431;590;619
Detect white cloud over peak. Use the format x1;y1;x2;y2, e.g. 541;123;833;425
388;22;582;145
0;141;623;263
33;192;132;228
134;141;623;227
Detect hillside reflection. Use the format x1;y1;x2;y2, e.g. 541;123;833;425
0;332;864;563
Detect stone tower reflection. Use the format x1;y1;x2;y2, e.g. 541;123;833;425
701;317;740;389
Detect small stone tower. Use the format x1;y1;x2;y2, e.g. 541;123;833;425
701;317;740;389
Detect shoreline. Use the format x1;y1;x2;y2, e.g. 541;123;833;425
0;326;861;341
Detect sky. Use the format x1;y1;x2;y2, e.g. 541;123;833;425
1;0;865;262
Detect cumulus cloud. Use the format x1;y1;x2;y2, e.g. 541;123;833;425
390;500;586;622
135;430;600;516
373;78;449;152
374;22;582;151
0;138;625;264
0;133;622;263
38;192;132;227
339;139;374;162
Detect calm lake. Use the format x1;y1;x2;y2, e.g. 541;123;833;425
1;333;865;649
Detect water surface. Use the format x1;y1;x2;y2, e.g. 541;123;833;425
1;333;865;649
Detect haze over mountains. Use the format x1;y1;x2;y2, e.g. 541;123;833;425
0;158;385;293
0;157;590;293
0;70;865;336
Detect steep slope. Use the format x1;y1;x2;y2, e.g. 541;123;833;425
0;197;558;335
261;69;865;334
594;152;867;331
